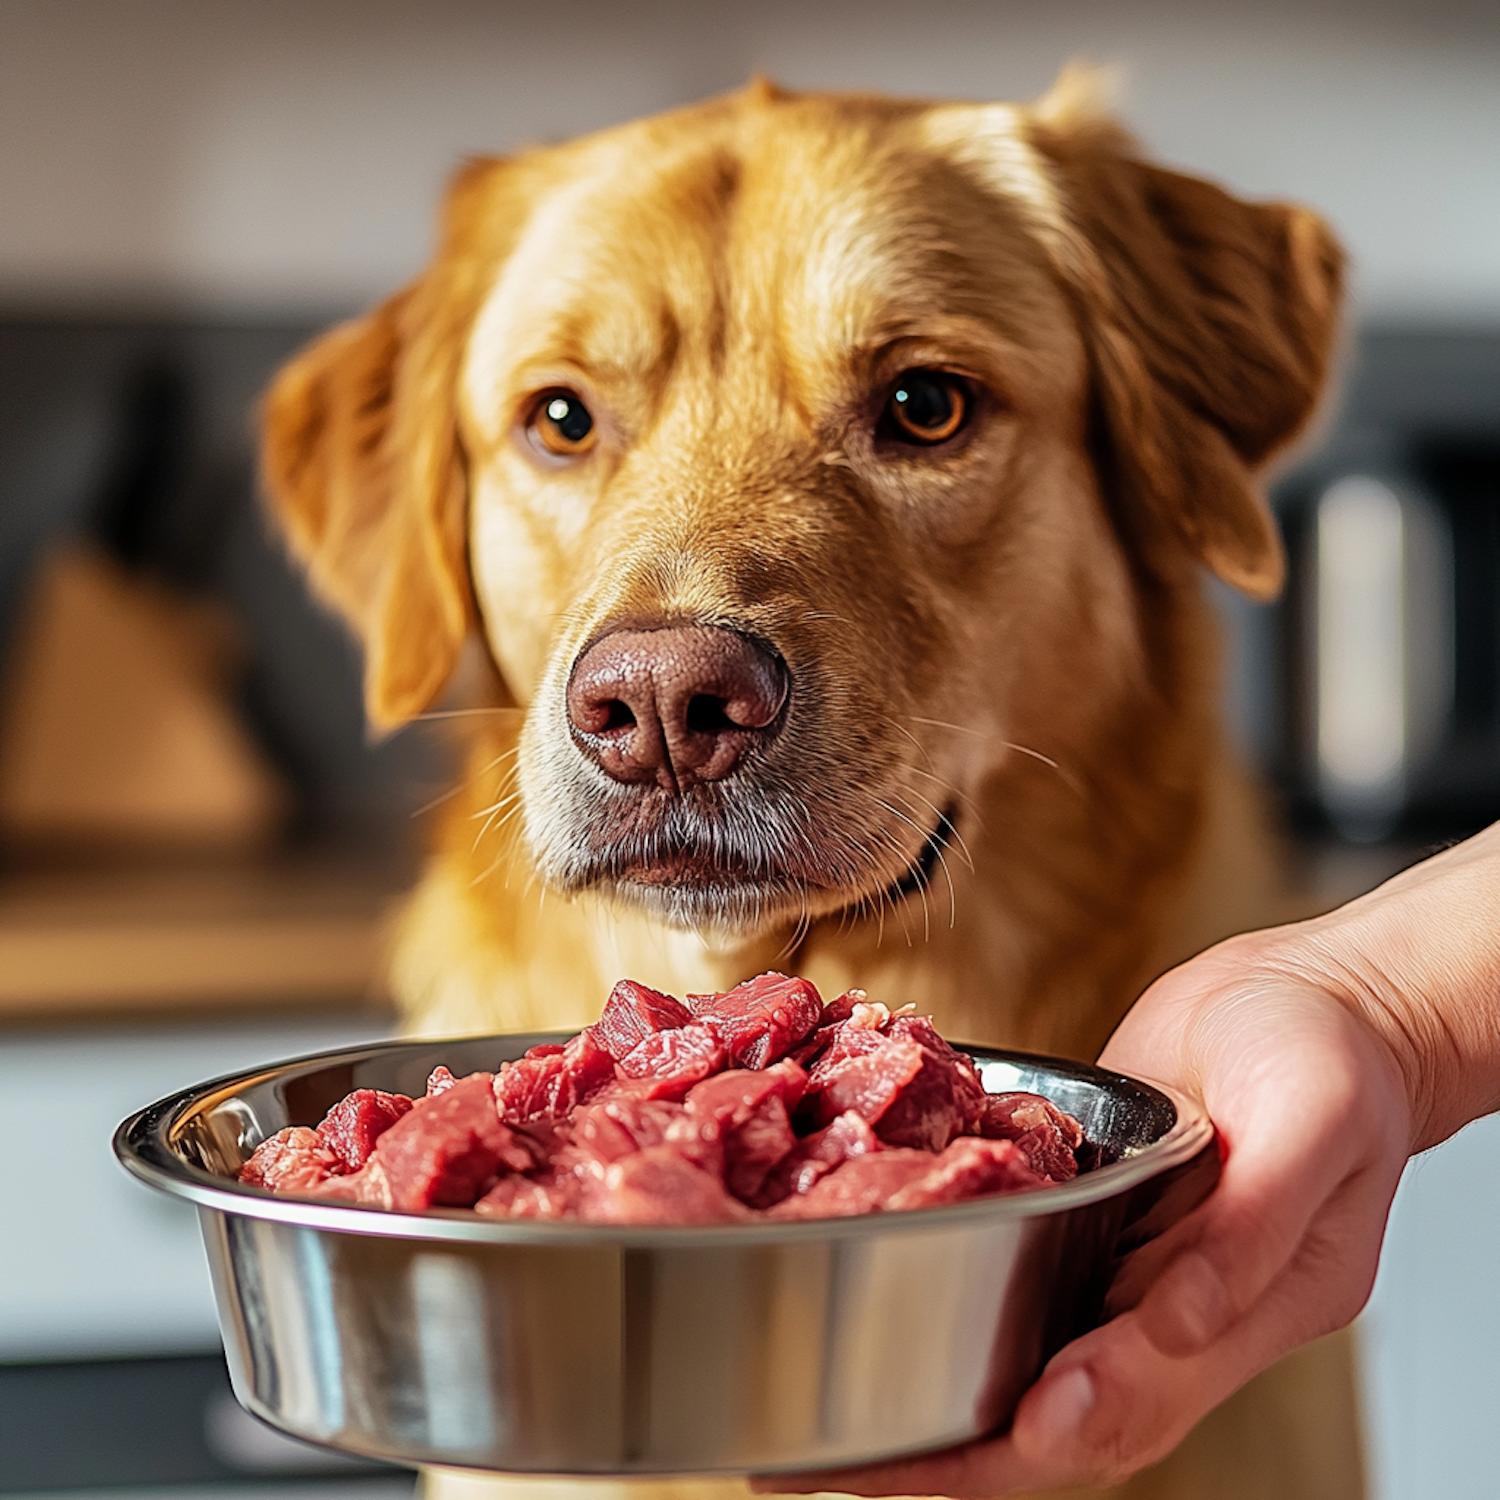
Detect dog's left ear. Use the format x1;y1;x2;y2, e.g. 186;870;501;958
1021;75;1345;600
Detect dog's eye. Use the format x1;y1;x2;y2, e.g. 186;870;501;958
530;391;596;457
883;371;969;445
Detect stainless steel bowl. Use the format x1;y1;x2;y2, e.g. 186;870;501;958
114;1034;1217;1477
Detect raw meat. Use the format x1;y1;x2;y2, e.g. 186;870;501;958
240;971;1088;1223
578;1148;753;1225
589;978;694;1059
689;972;824;1067
768;1149;937;1219
316;1089;413;1172
494;1031;616;1123
613;1025;726;1099
240;1126;333;1193
973;1092;1086;1182
376;1074;533;1211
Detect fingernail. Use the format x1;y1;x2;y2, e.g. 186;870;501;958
1027;1366;1095;1448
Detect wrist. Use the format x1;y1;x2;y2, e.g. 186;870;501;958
1281;831;1500;1152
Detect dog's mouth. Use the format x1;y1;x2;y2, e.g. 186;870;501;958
553;786;962;932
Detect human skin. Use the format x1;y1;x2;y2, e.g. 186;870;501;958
764;821;1500;1496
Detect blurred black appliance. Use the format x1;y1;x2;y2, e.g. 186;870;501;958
0;312;444;846
1267;330;1500;842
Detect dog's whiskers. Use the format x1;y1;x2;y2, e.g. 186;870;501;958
999;740;1086;797
864;806;932;943
903;715;984;738
409;743;522;820
889;718;938;771
413;706;526;723
872;793;957;932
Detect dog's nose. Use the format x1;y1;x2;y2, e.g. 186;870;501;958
566;626;789;790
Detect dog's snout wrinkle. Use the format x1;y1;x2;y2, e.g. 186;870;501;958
566;625;789;791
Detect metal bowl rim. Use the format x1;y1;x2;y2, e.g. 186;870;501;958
114;1031;1214;1247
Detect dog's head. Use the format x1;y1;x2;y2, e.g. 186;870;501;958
263;74;1341;940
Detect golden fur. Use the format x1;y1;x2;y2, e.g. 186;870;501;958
262;71;1358;1500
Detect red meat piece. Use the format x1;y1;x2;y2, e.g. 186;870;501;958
803;1014;892;1082
681;1062;807;1202
565;1106;638;1166
806;1014;985;1152
561;1097;701;1173
426;1066;459;1096
614;1024;726;1100
724;1094;798;1202
768;1149;936;1219
872;1022;986;1151
755;1108;880;1205
589;978;694;1060
972;1092;1084;1181
786;990;864;1066
315;1089;413;1172
475;1172;582;1220
577;1147;751;1225
495;1031;616;1123
310;1158;393;1208
819;990;863;1027
689;972;824;1068
239;1127;334;1193
802;1037;926;1132
683;1060;807;1128
375;1074;531;1211
884;1137;1047;1210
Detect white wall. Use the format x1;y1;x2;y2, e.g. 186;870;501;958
2;0;1499;320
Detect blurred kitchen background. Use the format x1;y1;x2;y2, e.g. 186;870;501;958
1;1;1498;1498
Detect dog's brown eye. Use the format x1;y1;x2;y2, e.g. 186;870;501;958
884;371;968;445
530;391;596;457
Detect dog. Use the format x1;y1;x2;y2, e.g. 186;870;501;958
261;68;1361;1500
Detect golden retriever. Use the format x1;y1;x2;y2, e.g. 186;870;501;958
261;69;1360;1500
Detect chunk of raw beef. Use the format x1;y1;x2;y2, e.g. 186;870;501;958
376;1073;530;1211
589;978;694;1060
494;1030;616;1123
755;1108;881;1204
475;1172;582;1220
577;1147;752;1224
613;1024;726;1099
310;1158;393;1208
681;1062;807;1200
871;1016;987;1152
971;1091;1083;1181
239;1127;334;1193
882;1136;1046;1210
802;1036;926;1132
768;1149;938;1219
315;1089;413;1172
689;972;824;1068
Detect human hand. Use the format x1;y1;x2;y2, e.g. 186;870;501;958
764;825;1500;1496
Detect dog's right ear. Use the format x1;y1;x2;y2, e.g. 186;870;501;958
262;158;514;730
